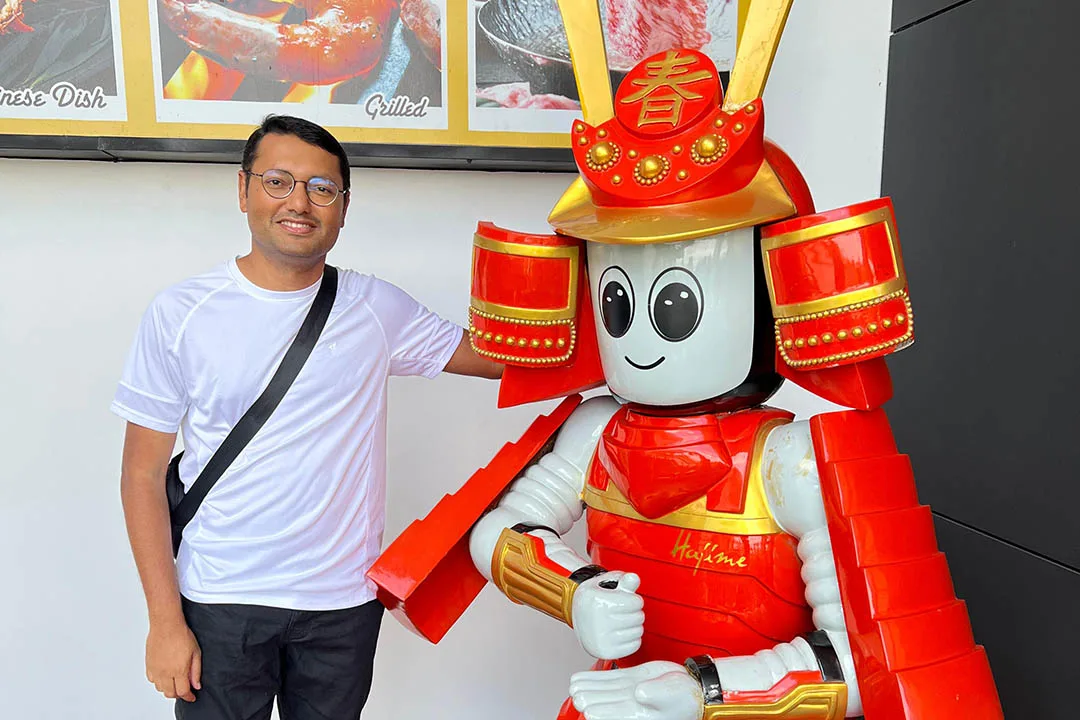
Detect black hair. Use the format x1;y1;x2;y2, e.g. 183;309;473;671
241;115;351;191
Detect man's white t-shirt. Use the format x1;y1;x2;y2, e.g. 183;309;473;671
110;258;462;611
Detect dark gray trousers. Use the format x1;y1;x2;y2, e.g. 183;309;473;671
175;597;384;720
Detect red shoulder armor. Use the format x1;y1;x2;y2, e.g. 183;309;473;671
811;409;1004;719
468;222;605;408
365;394;582;644
761;198;911;410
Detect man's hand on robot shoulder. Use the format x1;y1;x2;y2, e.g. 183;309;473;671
569;661;703;720
571;571;646;660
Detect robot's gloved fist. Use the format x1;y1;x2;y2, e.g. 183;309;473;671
570;661;704;720
571;571;646;660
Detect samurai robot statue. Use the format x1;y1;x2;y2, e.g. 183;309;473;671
368;0;1004;717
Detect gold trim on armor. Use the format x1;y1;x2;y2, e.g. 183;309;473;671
702;682;848;719
470;235;580;321
554;0;615;126
491;528;577;627
775;292;914;369
582;418;788;536
547;160;797;246
762;207;907;319
467;307;577;365
762;207;896;250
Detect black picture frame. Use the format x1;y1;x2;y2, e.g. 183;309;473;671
0;134;578;172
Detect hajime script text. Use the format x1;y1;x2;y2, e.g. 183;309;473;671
670;529;749;576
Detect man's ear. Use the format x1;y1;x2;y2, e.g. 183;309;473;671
238;170;248;213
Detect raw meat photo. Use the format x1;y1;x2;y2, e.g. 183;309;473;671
473;0;737;110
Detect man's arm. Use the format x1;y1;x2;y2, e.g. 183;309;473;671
119;422;201;703
442;329;504;379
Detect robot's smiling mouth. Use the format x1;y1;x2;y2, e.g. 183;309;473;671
625;356;665;370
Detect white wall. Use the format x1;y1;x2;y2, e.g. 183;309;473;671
0;2;891;717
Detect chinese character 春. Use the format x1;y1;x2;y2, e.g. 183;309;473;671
621;51;712;128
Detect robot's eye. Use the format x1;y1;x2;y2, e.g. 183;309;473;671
649;267;704;342
598;266;634;338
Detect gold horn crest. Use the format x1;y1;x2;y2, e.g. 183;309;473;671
548;0;801;245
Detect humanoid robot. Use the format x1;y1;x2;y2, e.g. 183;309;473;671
369;1;1004;717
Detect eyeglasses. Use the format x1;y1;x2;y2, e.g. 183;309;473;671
246;169;346;207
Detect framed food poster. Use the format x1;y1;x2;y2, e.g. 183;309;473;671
470;0;740;133
0;0;746;169
0;0;127;122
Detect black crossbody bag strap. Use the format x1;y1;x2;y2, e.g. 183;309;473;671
167;265;338;556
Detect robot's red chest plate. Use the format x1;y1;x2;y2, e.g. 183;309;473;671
584;406;813;664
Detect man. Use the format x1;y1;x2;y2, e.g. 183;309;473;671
111;115;502;720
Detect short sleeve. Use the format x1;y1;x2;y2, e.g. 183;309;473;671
109;298;189;433
365;279;463;378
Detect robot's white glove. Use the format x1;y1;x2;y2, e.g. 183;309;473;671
569;661;704;720
571;571;646;660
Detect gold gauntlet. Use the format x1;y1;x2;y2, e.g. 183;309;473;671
490;526;604;627
700;683;848;719
688;632;849;719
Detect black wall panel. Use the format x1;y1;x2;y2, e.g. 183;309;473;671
892;0;965;30
934;517;1080;718
882;0;1080;713
882;0;1080;566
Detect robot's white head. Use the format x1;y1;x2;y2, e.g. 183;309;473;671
587;227;774;407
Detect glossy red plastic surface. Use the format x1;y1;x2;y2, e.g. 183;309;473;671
613;49;721;139
495;271;606;407
722;670;825;704
811;409;1004;719
594;407;735;518
584;408;812;666
764;197;895;238
763;142;815;216
525;532;575;578
364;395;582;643
768;222;897;307
589;406;794;517
763;198;916;373
473;248;573;311
465;220;605;407
588;510;812;663
777;353;894;410
570;49;768;208
471;222;579;313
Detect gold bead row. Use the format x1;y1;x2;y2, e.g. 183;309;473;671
777;329;914;369
781;313;908;350
579;105;753;182
468;305;574;327
470;330;578;365
774;296;915;369
774;289;908;325
469;325;567;350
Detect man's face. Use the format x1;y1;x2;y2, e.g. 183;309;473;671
238;132;350;263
